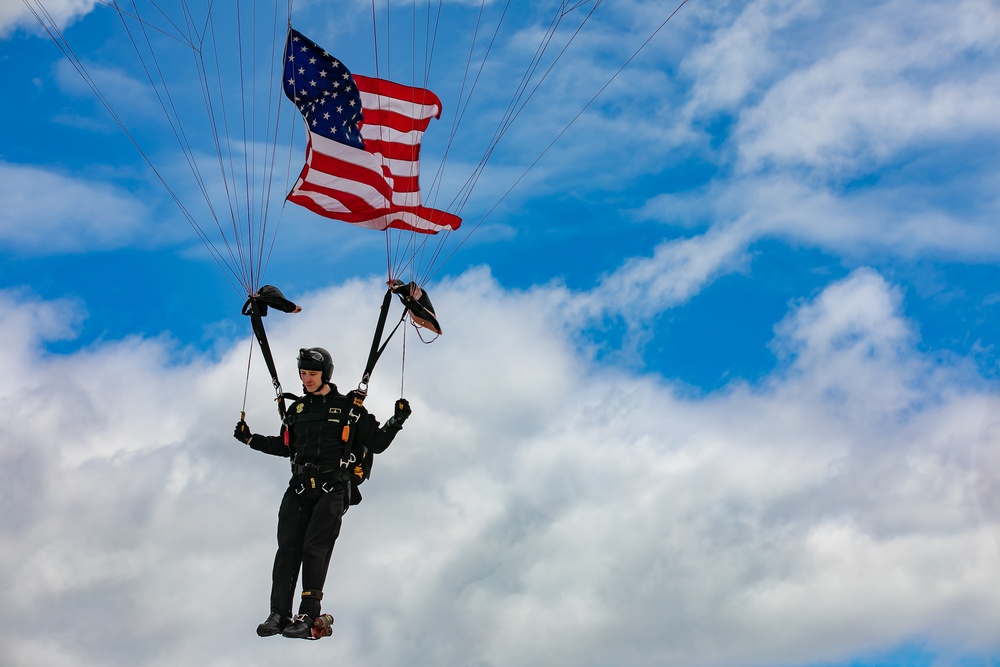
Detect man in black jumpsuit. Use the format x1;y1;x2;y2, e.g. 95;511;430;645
234;347;410;639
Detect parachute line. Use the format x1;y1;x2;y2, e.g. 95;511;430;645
425;0;693;283
401;0;601;287
26;0;300;298
27;0;691;310
21;0;250;296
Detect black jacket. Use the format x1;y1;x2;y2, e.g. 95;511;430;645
249;384;402;472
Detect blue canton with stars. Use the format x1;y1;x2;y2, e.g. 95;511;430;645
283;28;365;150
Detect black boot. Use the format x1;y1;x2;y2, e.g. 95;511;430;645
256;612;290;637
281;614;315;639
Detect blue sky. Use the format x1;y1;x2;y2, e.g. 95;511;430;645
2;1;1000;666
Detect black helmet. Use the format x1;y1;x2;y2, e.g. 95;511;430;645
297;347;334;384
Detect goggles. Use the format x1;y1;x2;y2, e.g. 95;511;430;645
298;348;325;364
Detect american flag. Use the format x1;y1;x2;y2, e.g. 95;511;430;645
282;28;461;234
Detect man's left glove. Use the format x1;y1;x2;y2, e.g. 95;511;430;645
394;398;412;424
234;420;252;445
385;398;412;431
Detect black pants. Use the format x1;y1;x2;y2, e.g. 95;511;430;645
269;481;347;618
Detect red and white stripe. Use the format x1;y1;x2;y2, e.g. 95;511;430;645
287;75;461;234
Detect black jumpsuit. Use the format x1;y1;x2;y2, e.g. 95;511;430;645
249;385;402;619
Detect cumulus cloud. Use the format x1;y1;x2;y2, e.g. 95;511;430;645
712;175;1000;261
680;0;1000;174
1;267;998;667
681;0;824;115
562;224;753;338
3;4;1000;665
0;0;99;36
11;0;1000;269
733;0;1000;176
0;161;149;254
637;0;1000;265
49;58;165;124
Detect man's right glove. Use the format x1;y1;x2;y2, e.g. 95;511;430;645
234;420;252;445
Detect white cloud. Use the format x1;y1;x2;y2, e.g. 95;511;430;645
0;0;99;36
798;180;1000;261
645;175;1000;262
677;0;1000;178
14;0;1000;274
50;58;164;123
2;9;999;667
681;0;824;115
570;224;752;331
0;161;149;254
1;267;998;667
734;1;1000;177
629;0;1000;266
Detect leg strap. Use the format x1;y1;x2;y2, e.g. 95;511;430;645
301;589;323;601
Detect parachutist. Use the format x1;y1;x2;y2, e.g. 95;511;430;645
234;347;411;639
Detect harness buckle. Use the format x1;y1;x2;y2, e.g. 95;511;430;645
298;462;319;490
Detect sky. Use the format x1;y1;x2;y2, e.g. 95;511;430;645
1;0;1000;666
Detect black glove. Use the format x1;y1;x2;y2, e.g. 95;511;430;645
385;399;411;431
394;398;412;424
234;420;252;444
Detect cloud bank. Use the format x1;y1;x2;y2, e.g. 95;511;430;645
1;267;998;667
3;2;1000;664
